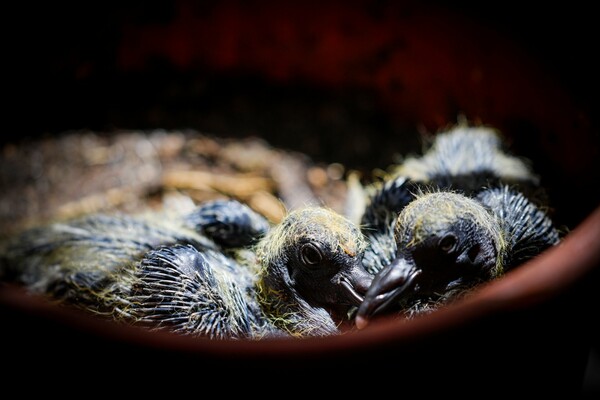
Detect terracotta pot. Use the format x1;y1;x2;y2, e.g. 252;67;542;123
1;207;598;394
2;1;598;395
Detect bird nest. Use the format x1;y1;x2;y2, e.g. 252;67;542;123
0;129;352;239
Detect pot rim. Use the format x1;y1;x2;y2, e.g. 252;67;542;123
2;205;599;356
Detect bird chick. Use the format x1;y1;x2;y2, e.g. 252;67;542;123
390;124;540;196
355;186;560;329
0;198;273;337
255;206;373;337
0;199;269;295
125;206;374;338
0;201;373;339
357;123;550;274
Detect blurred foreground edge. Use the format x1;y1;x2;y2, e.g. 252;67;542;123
1;205;599;395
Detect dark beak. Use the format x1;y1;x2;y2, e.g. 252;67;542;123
340;262;375;307
355;257;421;329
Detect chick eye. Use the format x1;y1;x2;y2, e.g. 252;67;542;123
439;234;457;253
299;242;323;266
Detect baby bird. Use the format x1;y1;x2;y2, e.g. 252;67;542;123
128;206;373;338
0;199;269;293
389;124;540;196
0;199;270;336
255;206;372;336
357;123;549;274
0;201;372;339
355;185;560;329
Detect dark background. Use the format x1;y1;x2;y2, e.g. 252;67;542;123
10;1;600;126
8;0;599;229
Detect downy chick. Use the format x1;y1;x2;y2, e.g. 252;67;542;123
355;186;560;328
